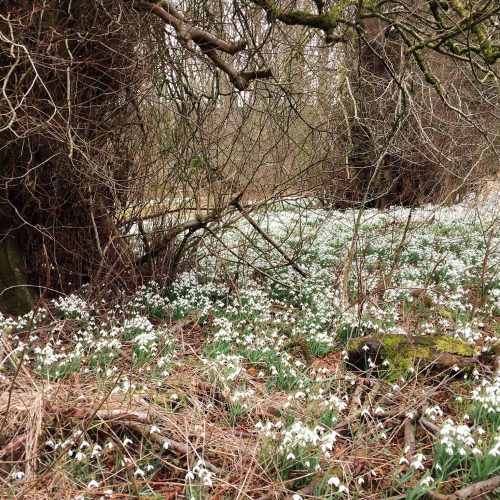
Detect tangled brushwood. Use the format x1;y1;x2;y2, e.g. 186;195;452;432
1;0;498;312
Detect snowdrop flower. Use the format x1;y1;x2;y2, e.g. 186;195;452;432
357;477;365;485
292;495;303;500
328;476;340;487
75;451;85;462
150;425;160;434
489;445;500;456
87;480;99;488
11;471;25;480
91;444;102;457
411;453;426;470
185;471;195;481
420;476;434;487
163;441;170;450
122;437;133;446
134;468;145;478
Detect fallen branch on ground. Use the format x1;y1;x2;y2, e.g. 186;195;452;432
90;409;221;474
427;474;500;499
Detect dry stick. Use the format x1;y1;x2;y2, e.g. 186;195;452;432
427;475;500;500
207;244;242;308
420;418;439;434
92;410;220;474
403;417;416;462
0;433;27;460
205;227;294;290
231;199;308;278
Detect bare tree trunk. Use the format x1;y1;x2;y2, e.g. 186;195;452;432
0;189;33;315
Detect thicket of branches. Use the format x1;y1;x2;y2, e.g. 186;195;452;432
0;0;498;313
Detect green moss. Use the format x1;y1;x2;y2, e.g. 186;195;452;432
382;335;415;380
348;333;476;381
378;334;406;349
434;336;475;357
439;309;453;319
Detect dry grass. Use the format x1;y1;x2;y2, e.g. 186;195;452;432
1;315;495;499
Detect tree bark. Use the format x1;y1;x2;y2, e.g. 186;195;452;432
0;190;34;315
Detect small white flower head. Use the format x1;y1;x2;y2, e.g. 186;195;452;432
357;476;365;485
292;495;303;500
411;456;425;470
91;444;102;457
163;441;170;450
185;471;195;481
122;437;133;447
11;471;25;480
420;476;434;487
87;479;99;488
328;476;340;487
150;425;160;434
134;468;145;478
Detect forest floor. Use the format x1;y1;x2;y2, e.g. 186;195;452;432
1;199;499;499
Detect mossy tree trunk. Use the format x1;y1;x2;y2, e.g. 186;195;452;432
0;189;34;315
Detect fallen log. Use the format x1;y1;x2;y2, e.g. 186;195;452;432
347;334;492;378
427;474;500;499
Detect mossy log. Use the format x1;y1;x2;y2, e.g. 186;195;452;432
347;334;491;377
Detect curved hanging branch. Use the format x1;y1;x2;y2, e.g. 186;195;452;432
137;0;272;90
137;1;498;92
